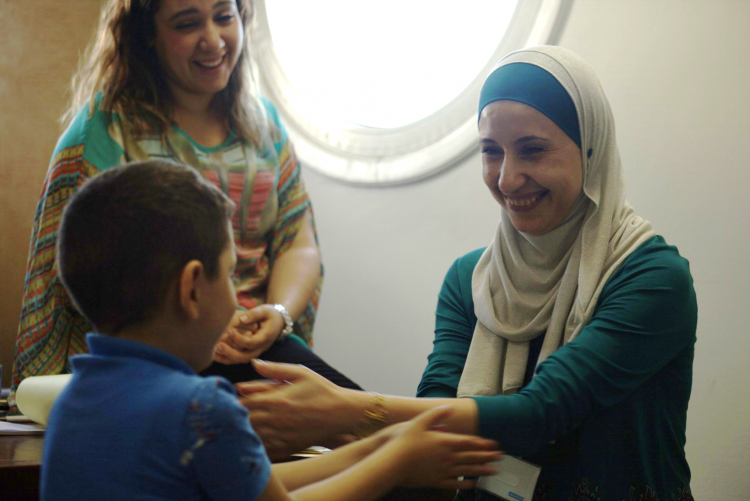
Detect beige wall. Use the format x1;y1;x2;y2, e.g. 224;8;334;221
0;0;102;387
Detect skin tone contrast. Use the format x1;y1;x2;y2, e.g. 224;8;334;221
479;100;583;235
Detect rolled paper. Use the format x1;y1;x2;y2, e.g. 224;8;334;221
16;374;73;425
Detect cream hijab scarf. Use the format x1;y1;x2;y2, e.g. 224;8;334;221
457;46;655;397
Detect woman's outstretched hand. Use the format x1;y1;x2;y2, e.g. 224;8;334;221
213;307;285;364
237;360;356;460
377;406;501;490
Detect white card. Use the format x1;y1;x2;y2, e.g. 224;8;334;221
477;455;541;501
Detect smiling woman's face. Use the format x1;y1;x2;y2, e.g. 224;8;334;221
153;0;243;105
479;100;583;235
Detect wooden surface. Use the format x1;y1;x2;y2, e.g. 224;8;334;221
0;434;43;465
0;434;43;500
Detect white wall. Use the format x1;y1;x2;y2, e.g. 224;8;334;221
302;1;750;499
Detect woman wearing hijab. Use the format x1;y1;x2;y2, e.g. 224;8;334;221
238;45;697;500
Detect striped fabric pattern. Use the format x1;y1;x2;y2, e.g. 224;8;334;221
10;98;322;409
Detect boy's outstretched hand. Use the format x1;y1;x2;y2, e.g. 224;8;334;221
380;406;501;490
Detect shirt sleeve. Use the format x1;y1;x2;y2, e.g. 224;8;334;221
471;241;697;456
417;249;485;398
264;99;310;262
181;377;272;501
9;100;123;410
263;98;321;345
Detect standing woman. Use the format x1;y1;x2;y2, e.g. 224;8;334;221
238;46;697;500
10;0;359;411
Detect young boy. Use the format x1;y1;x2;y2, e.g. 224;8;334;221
41;160;499;501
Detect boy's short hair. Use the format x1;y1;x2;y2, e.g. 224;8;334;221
57;160;235;335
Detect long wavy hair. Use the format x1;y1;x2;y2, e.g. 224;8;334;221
62;0;267;147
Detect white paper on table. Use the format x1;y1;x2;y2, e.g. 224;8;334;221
0;420;45;435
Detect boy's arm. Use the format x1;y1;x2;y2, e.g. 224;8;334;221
258;437;383;501
256;407;500;501
271;433;381;491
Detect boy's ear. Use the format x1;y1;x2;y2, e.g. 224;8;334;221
178;260;204;321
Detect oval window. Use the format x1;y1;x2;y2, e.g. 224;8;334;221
254;0;570;185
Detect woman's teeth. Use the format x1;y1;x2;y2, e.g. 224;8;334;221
196;57;223;68
506;193;542;207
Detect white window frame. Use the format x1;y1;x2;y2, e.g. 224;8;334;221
254;0;571;186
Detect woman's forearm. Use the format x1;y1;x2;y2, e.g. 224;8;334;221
385;394;479;435
340;388;479;436
241;363;480;460
266;210;321;321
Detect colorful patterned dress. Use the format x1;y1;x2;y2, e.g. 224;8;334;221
10;96;321;409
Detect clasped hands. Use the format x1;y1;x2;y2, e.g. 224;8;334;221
213;307;285;365
238;361;501;486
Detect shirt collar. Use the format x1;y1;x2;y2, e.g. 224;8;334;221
85;333;195;376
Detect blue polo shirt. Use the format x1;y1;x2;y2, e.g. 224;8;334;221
41;334;271;500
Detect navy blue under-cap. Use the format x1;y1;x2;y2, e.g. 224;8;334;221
479;62;581;148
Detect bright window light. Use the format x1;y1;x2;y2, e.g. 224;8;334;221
266;1;518;129
256;0;566;184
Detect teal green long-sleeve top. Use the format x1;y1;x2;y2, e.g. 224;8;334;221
417;236;697;501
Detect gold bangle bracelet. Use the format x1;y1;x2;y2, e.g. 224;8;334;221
356;392;388;439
